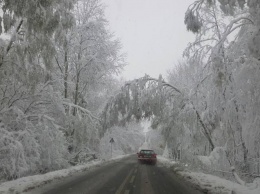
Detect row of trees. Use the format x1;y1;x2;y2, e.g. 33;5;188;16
102;0;260;184
0;0;125;180
177;0;260;174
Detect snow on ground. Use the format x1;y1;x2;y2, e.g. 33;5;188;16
2;153;259;194
0;154;130;194
157;155;177;168
157;156;260;194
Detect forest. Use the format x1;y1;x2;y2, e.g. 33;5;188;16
0;0;260;188
0;0;132;181
102;0;260;185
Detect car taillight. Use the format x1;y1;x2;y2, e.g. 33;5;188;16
152;154;156;158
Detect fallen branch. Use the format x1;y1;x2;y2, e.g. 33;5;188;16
231;166;245;186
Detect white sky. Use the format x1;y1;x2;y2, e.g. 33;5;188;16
103;0;195;80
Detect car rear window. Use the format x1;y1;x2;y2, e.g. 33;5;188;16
140;150;155;154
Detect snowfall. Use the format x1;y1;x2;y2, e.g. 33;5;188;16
0;155;260;194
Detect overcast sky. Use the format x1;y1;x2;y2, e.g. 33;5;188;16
103;0;195;80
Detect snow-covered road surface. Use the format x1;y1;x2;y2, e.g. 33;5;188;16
3;154;258;194
0;155;129;194
24;155;202;194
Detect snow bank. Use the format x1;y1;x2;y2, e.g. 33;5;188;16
0;154;130;194
157;156;260;194
197;147;230;171
157;155;177;167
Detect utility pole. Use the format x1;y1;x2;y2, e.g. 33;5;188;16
109;138;115;158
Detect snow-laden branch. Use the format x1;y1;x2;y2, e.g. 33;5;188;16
144;77;182;94
192;38;219;46
62;101;100;121
125;75;182;95
214;16;254;54
0;19;24;69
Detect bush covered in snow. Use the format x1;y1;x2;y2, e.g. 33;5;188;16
0;106;69;181
197;147;231;171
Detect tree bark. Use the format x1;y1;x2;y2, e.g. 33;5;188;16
64;50;69;99
73;52;81;116
73;72;80;116
195;109;215;151
234;100;248;167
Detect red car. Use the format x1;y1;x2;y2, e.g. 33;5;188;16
137;149;157;165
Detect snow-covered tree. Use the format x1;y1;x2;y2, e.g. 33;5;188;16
176;0;260;185
0;0;125;181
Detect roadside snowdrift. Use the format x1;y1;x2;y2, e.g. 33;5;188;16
0;155;129;194
157;156;260;194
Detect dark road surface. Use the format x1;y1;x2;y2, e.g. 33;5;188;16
28;155;202;194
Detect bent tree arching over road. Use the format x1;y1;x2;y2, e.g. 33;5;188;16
100;75;215;152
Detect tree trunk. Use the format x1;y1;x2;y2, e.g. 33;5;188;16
234;100;248;168
64;50;69;99
73;73;80;116
240;133;248;168
191;101;215;151
195;109;215;151
73;51;82;116
257;147;260;175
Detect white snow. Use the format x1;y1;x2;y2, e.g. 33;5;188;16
0;154;130;194
157;156;260;194
162;143;170;158
157;155;177;167
197;147;231;172
139;141;149;150
1;152;259;194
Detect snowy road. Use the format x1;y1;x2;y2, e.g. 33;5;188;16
27;155;202;194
